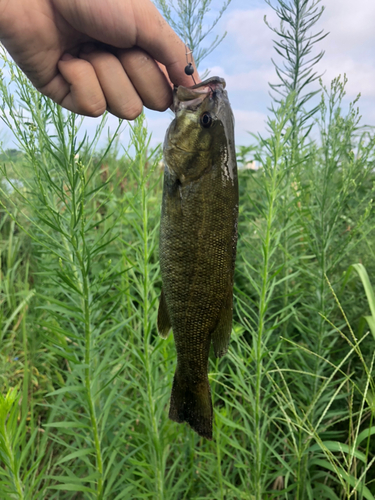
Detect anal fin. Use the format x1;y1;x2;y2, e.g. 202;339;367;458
212;289;233;357
157;288;171;338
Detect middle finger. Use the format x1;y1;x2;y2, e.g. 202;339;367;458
117;47;173;112
79;44;143;120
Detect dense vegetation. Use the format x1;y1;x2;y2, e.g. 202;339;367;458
0;0;375;498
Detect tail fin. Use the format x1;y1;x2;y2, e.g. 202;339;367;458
169;369;213;440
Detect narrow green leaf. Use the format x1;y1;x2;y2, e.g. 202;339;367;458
48;484;96;492
310;459;375;500
46;386;85;397
55;447;95;466
308;441;367;462
44;421;90;429
355;426;375;447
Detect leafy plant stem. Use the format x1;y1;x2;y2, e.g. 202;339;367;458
253;113;286;500
21;263;29;424
137;121;165;499
0;396;24;498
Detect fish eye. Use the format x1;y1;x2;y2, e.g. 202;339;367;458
200;112;212;128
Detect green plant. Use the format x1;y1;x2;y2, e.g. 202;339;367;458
266;0;328;138
350;264;375;341
154;0;232;67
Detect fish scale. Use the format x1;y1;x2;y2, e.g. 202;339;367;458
158;77;238;440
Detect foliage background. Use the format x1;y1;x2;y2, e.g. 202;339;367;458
0;0;374;499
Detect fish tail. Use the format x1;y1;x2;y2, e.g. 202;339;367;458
169;369;213;440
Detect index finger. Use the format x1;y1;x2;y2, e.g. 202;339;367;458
134;8;201;88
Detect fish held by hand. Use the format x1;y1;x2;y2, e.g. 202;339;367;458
158;77;238;440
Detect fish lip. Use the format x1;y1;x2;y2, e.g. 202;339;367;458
189;77;226;91
175;87;209;104
176;76;226;99
172;76;226;110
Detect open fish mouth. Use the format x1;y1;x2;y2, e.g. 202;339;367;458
188;77;226;90
172;77;226;111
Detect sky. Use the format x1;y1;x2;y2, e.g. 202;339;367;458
1;0;375;151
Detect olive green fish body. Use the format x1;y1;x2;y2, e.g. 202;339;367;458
158;77;238;440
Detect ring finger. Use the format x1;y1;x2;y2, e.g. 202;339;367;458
79;44;143;120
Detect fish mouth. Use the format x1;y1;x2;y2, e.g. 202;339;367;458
189;77;226;91
172;77;226;111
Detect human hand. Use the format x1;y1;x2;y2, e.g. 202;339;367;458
0;0;199;119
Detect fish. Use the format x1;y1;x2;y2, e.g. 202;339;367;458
158;76;238;440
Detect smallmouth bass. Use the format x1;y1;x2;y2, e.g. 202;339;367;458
158;77;238;440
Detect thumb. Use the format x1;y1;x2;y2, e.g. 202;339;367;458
52;0;199;87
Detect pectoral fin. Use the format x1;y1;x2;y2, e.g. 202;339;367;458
157;289;171;338
211;290;233;357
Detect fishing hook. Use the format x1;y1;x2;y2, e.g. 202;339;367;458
184;44;196;85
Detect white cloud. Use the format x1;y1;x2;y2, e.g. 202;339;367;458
208;65;274;92
233;109;268;141
322;59;375;99
220;2;375;102
321;0;375;53
225;7;278;62
318;0;375;98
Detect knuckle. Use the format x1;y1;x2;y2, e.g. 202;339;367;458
149;92;172;112
80;98;106;117
88;104;106;118
111;98;143;120
121;102;143;121
120;48;151;71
